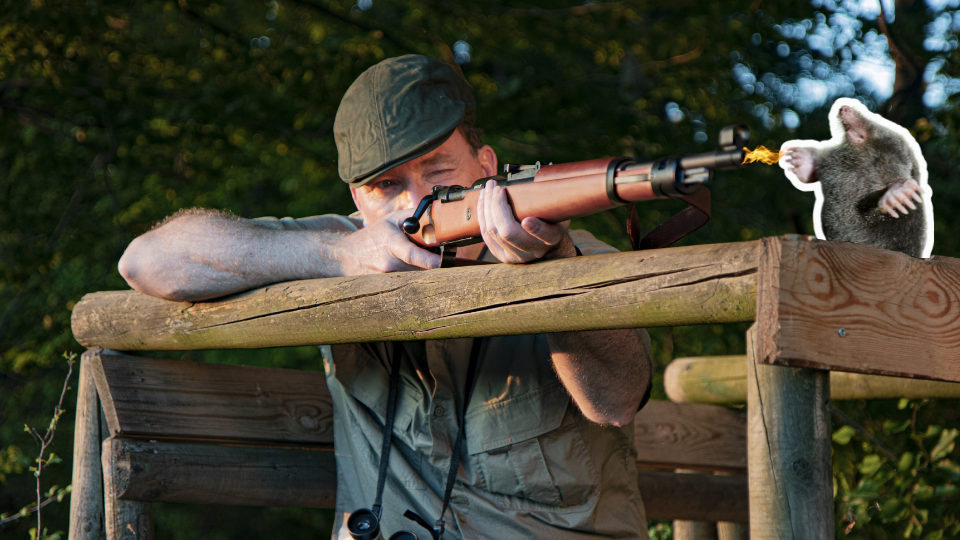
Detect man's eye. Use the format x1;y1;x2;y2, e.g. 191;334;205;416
378;180;398;189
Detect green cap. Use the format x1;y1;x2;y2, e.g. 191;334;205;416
334;55;477;187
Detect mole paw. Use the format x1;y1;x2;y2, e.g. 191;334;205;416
781;147;819;184
879;179;923;218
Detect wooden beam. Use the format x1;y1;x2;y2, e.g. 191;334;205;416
88;350;333;445
71;242;759;350
106;439;337;508
89;350;747;472
746;325;833;539
68;352;105;540
665;355;960;404
105;438;744;523
638;470;748;523
756;236;960;382
634;401;746;473
102;439;153;540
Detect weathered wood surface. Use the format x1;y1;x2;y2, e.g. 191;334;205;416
102;439;153;540
672;521;719;540
716;470;750;540
89;350;333;445
746;325;833;539
89;350;746;471
638;470;748;523
71;242;758;350
106;439;337;508
69;352;105;540
666;355;960;404
634;401;746;473
106;436;746;523
756;236;960;382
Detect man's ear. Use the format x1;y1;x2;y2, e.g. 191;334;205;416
478;145;498;177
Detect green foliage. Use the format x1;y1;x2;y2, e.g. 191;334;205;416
834;400;960;537
1;0;958;538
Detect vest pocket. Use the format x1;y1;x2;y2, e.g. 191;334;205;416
466;384;599;510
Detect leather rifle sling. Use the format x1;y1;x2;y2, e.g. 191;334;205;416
627;187;711;251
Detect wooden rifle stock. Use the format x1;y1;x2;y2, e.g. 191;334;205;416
402;124;750;251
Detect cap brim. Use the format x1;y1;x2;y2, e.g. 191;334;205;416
347;127;457;188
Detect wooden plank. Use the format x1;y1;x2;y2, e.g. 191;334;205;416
665;355;960;404
107;439;337;508
756;236;960;382
638;470;748;524
68;351;105;540
87;350;333;445
102;439;153;540
71;242;759;350
746;325;833;539
107;438;743;523
634;401;746;473
90;352;742;470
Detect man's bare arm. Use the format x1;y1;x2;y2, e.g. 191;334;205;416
118;209;441;302
547;328;652;427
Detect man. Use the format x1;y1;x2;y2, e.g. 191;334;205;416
119;55;653;539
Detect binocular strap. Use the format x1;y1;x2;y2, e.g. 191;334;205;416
371;341;406;519
370;339;482;540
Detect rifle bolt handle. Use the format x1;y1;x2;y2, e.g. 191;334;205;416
401;218;421;234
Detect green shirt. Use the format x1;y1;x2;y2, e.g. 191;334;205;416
256;215;651;540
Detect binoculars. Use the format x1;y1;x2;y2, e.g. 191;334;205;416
347;508;419;540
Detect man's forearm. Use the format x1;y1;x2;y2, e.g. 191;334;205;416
547;328;652;427
118;213;346;302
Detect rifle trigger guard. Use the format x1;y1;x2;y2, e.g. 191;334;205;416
606;158;635;206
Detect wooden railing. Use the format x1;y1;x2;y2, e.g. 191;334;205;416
70;235;960;540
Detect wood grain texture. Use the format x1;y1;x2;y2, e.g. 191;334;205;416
102;439;153;540
88;350;333;445
68;352;105;540
634;401;746;473
756;236;960;382
107;439;337;508
638;470;748;523
71;242;759;350
746;325;833;539
106;437;744;523
666;355;960;404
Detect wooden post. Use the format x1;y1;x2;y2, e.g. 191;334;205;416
69;351;105;540
746;325;833;538
673;520;719;540
672;470;719;540
715;472;748;540
102;439;153;540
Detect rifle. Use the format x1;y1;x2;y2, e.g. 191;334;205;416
402;124;750;266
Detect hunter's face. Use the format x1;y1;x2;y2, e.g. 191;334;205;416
350;129;497;225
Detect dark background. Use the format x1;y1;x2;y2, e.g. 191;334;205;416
1;0;958;537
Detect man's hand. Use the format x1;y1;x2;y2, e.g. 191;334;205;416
337;209;442;275
476;179;577;263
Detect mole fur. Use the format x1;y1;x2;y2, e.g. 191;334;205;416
780;98;931;258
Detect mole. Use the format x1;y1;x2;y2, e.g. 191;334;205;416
779;98;933;258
